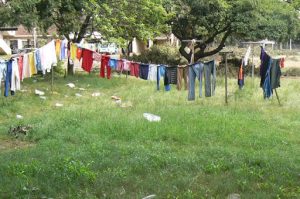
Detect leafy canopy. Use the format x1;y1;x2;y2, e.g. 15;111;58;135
0;0;169;46
165;0;300;61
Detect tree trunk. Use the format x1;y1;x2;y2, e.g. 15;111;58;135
65;15;92;76
67;41;74;75
127;41;132;56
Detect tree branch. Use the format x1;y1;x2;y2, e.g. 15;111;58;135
194;29;232;61
179;44;192;62
75;15;92;43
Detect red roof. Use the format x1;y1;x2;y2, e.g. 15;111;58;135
15;25;57;36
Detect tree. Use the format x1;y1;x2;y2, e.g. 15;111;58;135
164;0;300;62
1;0;169;74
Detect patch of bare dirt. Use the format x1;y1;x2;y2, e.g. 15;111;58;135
0;139;35;152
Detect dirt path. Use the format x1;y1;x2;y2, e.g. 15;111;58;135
0;138;35;152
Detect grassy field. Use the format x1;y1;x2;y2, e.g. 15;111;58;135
0;72;299;199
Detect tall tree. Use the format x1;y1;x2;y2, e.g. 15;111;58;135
1;0;169;73
165;0;300;62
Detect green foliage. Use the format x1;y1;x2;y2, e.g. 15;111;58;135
89;0;170;46
1;0;169;46
53;60;66;76
128;44;186;65
165;0;300;61
246;0;300;42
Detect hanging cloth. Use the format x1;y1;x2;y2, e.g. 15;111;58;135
238;60;244;89
18;55;23;80
100;55;111;79
55;39;61;57
81;49;94;73
28;52;37;76
70;43;78;61
244;46;251;66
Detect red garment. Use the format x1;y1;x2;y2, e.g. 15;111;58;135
238;64;243;80
93;52;102;62
116;59;123;72
81;49;94;73
18;55;23;80
100;55;111;79
76;48;83;60
280;58;285;68
130;62;140;78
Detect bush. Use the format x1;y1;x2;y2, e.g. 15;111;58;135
128;45;188;65
53;60;66;76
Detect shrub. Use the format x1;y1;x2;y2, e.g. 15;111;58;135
128;44;188;65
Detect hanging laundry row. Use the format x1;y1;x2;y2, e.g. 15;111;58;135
0;40;57;97
237;46;285;91
260;47;284;99
70;44;217;100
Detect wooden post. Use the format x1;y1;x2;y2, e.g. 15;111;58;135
225;53;228;104
219;51;233;105
251;44;254;79
274;89;281;106
51;64;54;93
182;39;202;64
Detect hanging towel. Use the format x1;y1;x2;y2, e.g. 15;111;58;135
139;64;149;80
244;46;251;66
11;58;21;92
39;40;57;74
18;55;23;80
70;43;78;61
28;52;37;76
55;39;61;57
81;49;94;73
22;53;30;79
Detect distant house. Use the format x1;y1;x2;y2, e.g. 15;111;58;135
131;33;180;55
0;27;17;55
0;25;56;55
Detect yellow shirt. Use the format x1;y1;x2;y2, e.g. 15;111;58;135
70;43;78;60
28;52;37;76
55;39;61;57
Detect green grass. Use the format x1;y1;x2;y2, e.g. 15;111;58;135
0;72;299;199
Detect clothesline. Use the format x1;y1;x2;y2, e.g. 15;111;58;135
1;39;217;100
0;40;59;97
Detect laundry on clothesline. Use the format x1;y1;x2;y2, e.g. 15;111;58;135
0;40;57;97
260;47;283;99
0;38;218;101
